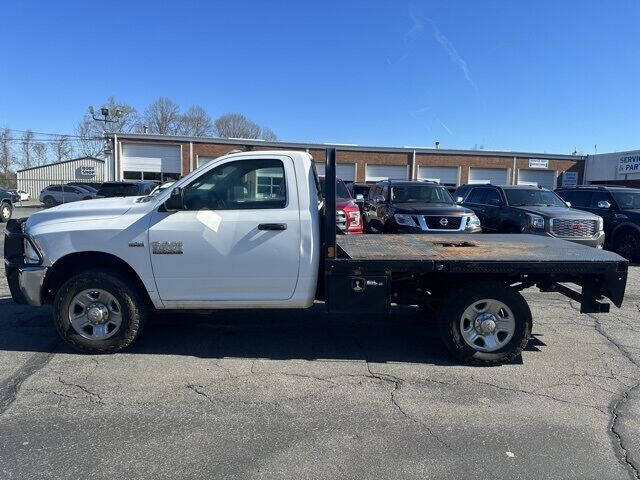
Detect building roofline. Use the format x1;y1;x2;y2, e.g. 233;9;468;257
588;149;640;158
111;133;584;161
16;156;104;173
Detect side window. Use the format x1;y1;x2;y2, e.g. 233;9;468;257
466;188;487;204
50;185;62;192
556;190;573;203
484;189;502;204
381;184;389;201
571;191;591;208
589;191;612;208
183;159;287;211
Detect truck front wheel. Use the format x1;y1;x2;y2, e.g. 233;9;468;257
53;269;148;353
437;281;531;365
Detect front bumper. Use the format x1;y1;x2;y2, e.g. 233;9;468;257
395;225;481;234
6;265;47;306
536;230;605;248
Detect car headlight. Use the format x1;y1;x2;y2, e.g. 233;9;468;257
596;216;604;232
23;238;42;264
394;214;417;227
527;214;545;230
465;214;481;230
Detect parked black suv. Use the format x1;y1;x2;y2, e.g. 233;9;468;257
363;180;481;233
555;185;640;260
455;184;604;248
96;180;159;198
0;186;13;222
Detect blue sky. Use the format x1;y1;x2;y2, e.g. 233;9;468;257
1;0;638;154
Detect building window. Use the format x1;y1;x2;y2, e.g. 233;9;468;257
123;171;142;180
142;172;162;181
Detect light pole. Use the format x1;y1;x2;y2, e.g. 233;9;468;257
88;105;123;129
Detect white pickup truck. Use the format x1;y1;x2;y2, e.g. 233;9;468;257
4;149;629;365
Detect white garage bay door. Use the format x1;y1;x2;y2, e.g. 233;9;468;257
418;166;459;186
366;164;408;182
121;144;181;181
518;169;557;189
197;156;218;168
468;167;509;185
315;163;356;181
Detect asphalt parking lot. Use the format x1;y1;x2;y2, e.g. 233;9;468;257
1;208;639;479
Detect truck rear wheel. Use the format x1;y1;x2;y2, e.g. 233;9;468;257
437;281;531;365
0;202;12;222
53;269;148;353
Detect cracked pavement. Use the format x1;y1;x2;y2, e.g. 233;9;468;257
1;211;639;479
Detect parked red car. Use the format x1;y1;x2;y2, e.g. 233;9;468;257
318;176;363;234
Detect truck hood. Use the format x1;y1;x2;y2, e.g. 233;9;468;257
392;203;472;216
26;196;144;229
515;205;598;219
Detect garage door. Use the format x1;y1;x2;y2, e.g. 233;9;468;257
468;167;509;185
197;156;218;168
121;144;181;181
518;169;556;189
418;166;458;186
366;165;408;182
315;163;356;181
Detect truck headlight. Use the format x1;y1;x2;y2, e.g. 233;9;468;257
527;214;545;230
465;214;481;230
24;238;42;264
596;216;604;232
394;214;417;227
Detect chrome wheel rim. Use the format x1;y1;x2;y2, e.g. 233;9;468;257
68;289;123;340
460;299;515;352
1;205;9;219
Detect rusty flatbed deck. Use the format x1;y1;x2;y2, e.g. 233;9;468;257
332;234;627;277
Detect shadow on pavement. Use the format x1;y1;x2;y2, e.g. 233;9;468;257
0;301;545;366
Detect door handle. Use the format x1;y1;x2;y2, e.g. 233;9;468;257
258;223;287;231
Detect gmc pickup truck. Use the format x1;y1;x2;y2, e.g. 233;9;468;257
4;149;629;365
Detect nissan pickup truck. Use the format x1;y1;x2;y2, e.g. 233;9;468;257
4;149;629;365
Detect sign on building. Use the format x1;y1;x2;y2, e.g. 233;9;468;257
562;171;578;186
528;158;549;169
78;166;96;177
618;154;640;174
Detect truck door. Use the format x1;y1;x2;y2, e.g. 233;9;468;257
147;155;301;302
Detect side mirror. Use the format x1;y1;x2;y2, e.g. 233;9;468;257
565;201;572;208
164;187;184;211
373;194;386;204
487;198;503;207
597;200;611;209
455;196;464;205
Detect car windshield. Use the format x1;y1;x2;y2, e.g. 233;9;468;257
505;189;566;207
318;178;352;199
390;185;453;204
611;191;640;210
98;184;140;197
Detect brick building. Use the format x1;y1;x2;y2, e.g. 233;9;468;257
108;133;584;190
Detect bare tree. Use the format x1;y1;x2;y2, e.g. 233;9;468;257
50;135;73;162
179;105;214;137
32;142;48;166
75;116;104;158
19;130;35;169
143;97;181;135
260;127;278;142
214;113;262;139
0;128;15;177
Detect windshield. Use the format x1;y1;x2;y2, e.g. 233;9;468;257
612;191;640;210
390;185;453;204
505;189;566;207
318;178;352;199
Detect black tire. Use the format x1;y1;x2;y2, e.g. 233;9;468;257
436;281;532;366
43;196;56;208
0;201;12;223
613;230;640;262
53;269;148;353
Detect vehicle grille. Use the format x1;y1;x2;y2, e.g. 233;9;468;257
336;211;347;231
551;218;598;237
420;215;462;230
